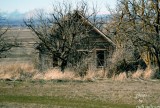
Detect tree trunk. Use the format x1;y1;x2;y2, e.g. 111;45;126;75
61;60;67;73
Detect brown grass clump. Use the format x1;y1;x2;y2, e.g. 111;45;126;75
0;61;158;81
83;71;96;82
33;68;76;80
131;67;158;79
83;69;108;81
143;67;156;79
0;62;37;80
112;72;127;81
132;69;144;79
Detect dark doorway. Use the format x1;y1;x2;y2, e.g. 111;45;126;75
96;50;105;67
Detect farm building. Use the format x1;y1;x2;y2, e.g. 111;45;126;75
36;11;116;72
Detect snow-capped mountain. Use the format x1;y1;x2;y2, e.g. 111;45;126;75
0;9;38;26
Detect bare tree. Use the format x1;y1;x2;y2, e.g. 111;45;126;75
106;0;160;77
0;15;18;57
24;1;99;72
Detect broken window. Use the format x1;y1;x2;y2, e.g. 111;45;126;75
96;50;105;67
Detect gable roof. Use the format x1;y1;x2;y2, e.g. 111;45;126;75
74;11;116;46
37;11;116;52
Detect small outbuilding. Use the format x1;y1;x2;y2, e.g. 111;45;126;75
36;11;116;72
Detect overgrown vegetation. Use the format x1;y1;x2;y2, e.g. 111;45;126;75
105;0;160;78
1;1;160;108
24;0;160;79
1;0;160;79
24;1;101;72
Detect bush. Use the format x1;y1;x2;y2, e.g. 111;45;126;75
0;63;37;80
108;48;147;78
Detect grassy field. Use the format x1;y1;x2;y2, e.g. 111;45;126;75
0;28;160;108
1;28;37;63
0;79;160;108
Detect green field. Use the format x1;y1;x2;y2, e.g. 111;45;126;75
0;95;135;108
0;79;160;108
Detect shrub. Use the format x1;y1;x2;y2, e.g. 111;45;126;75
108;48;147;78
0;62;37;80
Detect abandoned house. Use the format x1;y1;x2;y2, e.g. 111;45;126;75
36;11;116;71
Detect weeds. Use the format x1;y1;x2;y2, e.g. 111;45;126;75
112;72;127;81
0;62;37;80
0;61;159;82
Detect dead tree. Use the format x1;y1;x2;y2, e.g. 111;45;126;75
106;0;160;77
24;1;99;72
0;15;18;57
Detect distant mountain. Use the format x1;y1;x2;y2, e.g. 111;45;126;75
0;10;39;27
0;9;110;27
8;10;25;20
0;10;25;26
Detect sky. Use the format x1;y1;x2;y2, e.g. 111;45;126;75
0;0;117;14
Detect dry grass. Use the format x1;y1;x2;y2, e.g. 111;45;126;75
0;63;77;81
83;71;96;82
34;68;108;81
0;61;159;81
33;68;76;80
112;72;127;81
110;66;159;81
82;68;108;81
0;62;37;80
143;67;159;79
132;69;144;79
131;67;158;79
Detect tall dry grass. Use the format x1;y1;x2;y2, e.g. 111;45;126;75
0;62;77;81
0;62;37;80
0;61;158;81
107;47;159;80
110;66;159;81
131;67;159;79
33;68;108;81
143;67;157;79
112;72;127;81
33;68;76;80
132;69;144;79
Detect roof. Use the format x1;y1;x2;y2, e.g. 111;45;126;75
74;11;116;46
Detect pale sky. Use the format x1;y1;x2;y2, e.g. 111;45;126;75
0;0;117;14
